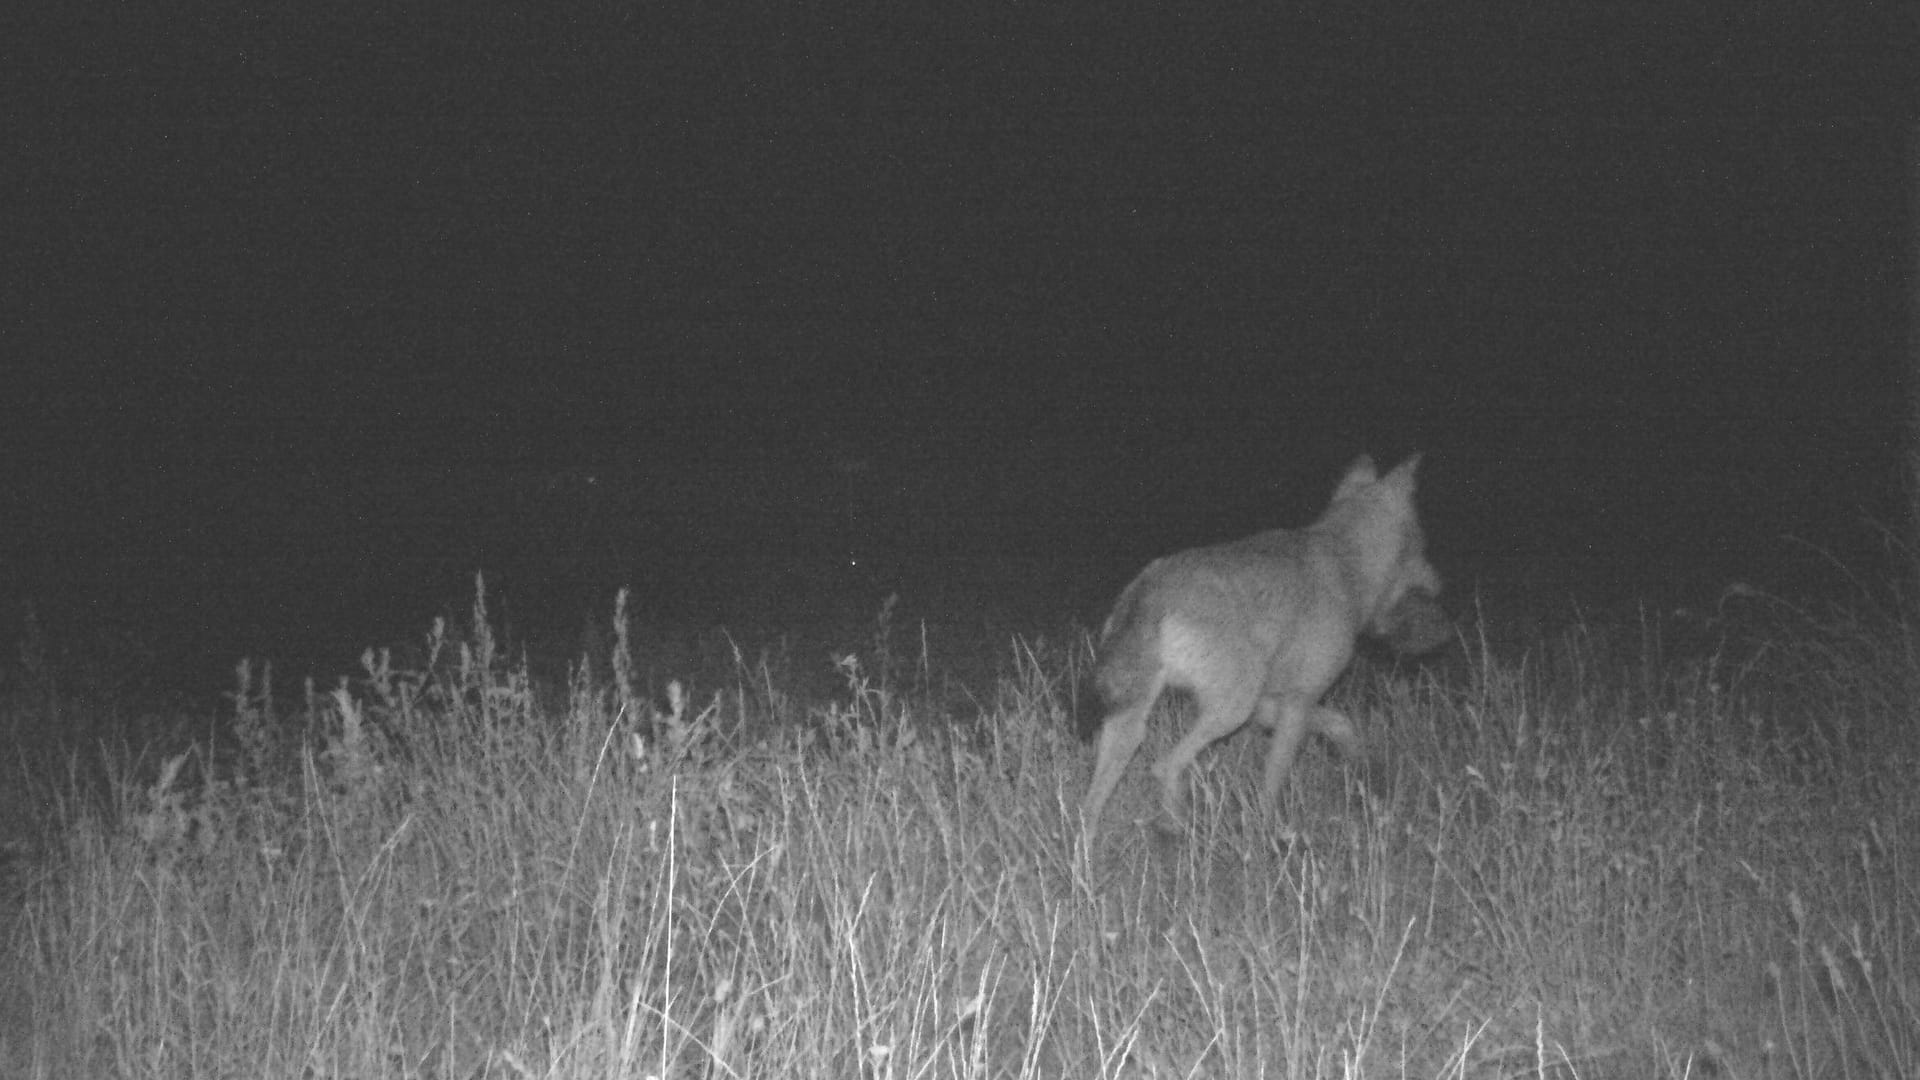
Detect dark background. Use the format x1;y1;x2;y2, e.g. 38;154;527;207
3;8;1913;693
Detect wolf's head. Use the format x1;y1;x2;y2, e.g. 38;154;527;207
1329;454;1446;650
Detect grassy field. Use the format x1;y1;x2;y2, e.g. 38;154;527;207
1;581;1915;1079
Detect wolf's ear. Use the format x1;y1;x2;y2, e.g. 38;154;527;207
1333;455;1379;500
1385;453;1423;489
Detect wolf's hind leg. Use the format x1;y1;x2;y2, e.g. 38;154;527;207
1151;679;1261;831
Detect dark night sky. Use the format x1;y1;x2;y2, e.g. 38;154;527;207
3;7;1913;685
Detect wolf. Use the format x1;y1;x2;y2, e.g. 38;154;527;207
1079;454;1445;837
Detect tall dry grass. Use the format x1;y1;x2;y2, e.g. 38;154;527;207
0;579;1914;1078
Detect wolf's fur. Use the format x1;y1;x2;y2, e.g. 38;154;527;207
1080;455;1443;837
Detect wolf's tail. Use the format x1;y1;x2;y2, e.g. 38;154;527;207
1075;585;1160;740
